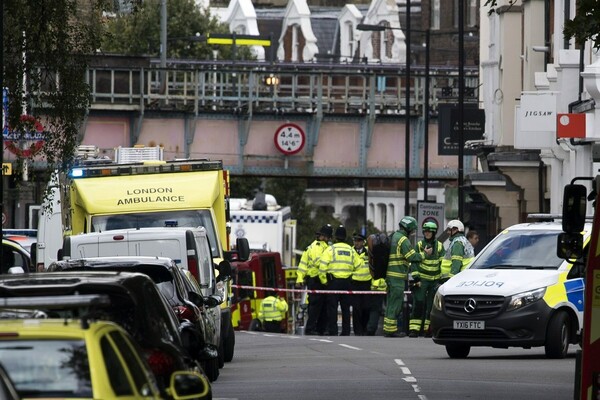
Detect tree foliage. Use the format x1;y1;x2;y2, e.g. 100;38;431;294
3;0;108;179
484;0;600;50
564;0;600;49
101;0;251;61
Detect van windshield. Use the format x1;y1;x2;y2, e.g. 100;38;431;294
470;230;563;270
92;210;220;258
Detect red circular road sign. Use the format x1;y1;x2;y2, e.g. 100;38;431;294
274;123;305;155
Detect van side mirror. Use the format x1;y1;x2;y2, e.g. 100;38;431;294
223;237;250;262
216;260;232;282
557;232;583;261
562;184;587;233
29;243;37;271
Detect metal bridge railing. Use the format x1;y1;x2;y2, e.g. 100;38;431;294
83;60;479;115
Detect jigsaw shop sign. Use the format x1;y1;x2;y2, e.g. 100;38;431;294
417;201;445;240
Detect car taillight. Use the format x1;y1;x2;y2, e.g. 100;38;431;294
145;348;176;377
187;256;200;282
174;305;197;322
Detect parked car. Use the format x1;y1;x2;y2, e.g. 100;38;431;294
181;268;224;368
60;227;232;367
50;256;222;382
0;271;202;390
0;362;19;400
2;238;32;273
0;294;210;399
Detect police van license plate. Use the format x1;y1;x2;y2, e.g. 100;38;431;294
453;320;485;330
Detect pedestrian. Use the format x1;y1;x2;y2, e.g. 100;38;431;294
258;291;289;333
351;233;371;336
408;221;444;338
440;220;475;281
295;224;332;335
466;229;480;255
319;225;362;336
366;277;386;336
383;216;432;338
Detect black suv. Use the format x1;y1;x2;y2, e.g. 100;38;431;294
0;271;202;390
50;256;222;382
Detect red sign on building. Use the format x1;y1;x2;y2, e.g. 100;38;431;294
557;113;586;139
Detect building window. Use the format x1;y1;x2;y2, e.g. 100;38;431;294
381;205;387;233
347;22;354;59
468;0;477;27
454;0;476;28
431;0;440;30
292;25;299;62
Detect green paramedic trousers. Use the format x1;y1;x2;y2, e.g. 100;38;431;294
383;278;405;334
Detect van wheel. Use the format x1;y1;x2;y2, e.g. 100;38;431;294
446;344;470;358
204;358;220;382
545;311;570;359
224;322;235;362
217;338;225;369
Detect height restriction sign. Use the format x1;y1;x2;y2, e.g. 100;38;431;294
274;123;305;155
417;201;445;240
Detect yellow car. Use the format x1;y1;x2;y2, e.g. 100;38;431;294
0;294;210;400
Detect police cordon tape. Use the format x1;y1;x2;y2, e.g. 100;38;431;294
231;284;392;295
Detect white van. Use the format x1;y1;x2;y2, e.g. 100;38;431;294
430;218;589;359
61;227;224;300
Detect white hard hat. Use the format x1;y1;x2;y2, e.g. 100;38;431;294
447;219;464;232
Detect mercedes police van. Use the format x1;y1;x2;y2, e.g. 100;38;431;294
430;216;589;359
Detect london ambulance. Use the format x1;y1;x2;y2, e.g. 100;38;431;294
430;216;588;359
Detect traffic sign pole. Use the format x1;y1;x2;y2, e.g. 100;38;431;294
1;3;5;263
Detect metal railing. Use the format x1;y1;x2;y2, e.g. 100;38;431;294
85;60;479;115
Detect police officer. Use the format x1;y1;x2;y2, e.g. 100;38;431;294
351;233;371;335
319;225;362;336
408;221;444;337
258;291;289;333
440;220;475;281
383;216;432;338
296;224;332;335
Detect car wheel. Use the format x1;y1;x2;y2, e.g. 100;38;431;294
217;338;225;369
224;321;235;362
204;357;220;382
445;344;470;358
545;311;570;359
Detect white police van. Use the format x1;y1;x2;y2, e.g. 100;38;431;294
430;216;589;359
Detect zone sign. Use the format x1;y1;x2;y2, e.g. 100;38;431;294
274;123;306;155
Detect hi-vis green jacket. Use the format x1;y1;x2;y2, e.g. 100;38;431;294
387;229;424;280
411;239;444;281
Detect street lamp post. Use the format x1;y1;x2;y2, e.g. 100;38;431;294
358;14;434;214
423;28;430;201
404;0;411;217
458;0;465;221
357;3;413;217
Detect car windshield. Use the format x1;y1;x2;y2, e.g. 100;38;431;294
91;210;220;258
0;339;92;397
469;230;563;270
